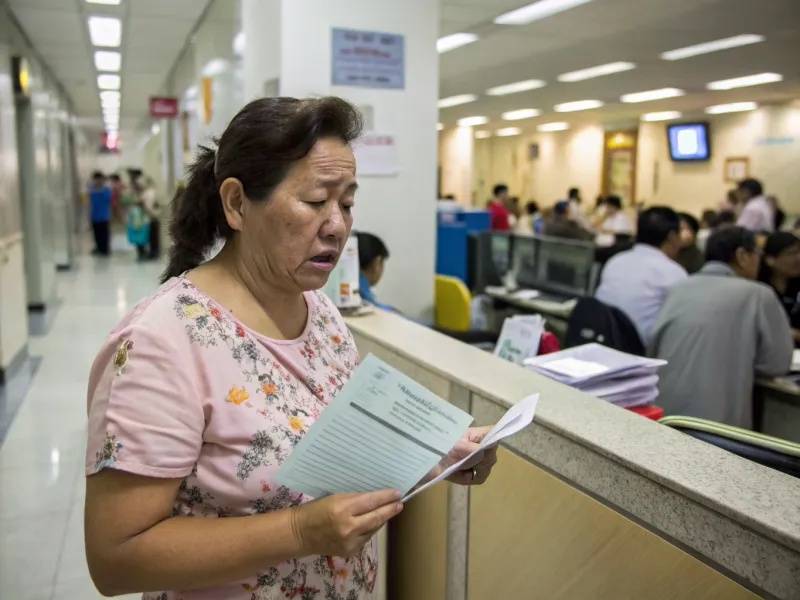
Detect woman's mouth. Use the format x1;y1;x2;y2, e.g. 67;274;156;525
309;252;337;271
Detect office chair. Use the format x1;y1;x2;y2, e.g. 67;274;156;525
565;297;645;356
659;415;800;478
433;275;499;346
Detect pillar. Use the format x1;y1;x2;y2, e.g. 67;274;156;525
241;0;440;319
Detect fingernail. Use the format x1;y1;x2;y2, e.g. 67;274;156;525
396;503;404;513
393;490;402;500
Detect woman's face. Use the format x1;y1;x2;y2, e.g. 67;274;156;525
231;137;357;293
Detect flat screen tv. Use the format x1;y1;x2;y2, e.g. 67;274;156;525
667;122;710;161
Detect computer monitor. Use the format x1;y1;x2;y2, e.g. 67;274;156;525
534;235;595;297
470;232;514;293
511;234;538;289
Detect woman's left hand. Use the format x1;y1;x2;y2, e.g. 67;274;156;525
423;426;498;487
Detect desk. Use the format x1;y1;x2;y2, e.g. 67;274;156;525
754;377;800;443
485;287;577;340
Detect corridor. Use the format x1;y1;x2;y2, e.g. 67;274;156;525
0;254;162;600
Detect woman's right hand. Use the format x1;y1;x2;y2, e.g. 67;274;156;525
290;489;403;557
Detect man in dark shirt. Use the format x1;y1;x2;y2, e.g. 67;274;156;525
544;201;593;241
676;213;705;274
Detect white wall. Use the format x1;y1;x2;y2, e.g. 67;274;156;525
637;105;800;215
473;124;604;207
439;126;474;205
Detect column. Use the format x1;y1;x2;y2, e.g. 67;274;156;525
241;0;440;319
439;126;475;206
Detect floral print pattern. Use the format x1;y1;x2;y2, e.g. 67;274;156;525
87;279;369;599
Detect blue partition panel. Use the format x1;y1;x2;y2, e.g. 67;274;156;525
436;222;468;283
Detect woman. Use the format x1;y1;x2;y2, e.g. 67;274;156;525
83;97;498;600
515;201;539;234
356;231;391;311
759;231;800;344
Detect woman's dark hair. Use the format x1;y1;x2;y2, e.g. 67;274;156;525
700;209;716;228
705;226;756;264
525;201;539;215
355;232;389;270
92;170;105;179
605;195;622;210
161;96;363;282
759;231;800;283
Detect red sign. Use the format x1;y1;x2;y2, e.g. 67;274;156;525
149;96;179;119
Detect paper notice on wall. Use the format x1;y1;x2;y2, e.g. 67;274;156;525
353;133;400;176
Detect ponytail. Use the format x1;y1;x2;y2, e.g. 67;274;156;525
161;143;230;282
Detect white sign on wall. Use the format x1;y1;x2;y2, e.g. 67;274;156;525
353;133;399;176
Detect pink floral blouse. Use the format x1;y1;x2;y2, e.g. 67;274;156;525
85;277;377;600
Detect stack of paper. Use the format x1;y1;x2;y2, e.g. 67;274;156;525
523;343;666;408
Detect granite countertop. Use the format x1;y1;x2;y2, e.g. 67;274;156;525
346;311;800;552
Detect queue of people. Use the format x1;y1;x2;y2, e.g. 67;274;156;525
87;170;162;261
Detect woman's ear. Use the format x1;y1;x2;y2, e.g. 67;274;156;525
220;178;245;232
765;256;777;268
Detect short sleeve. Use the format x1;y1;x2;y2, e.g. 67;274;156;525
85;324;205;478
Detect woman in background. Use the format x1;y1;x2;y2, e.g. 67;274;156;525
356;231;392;311
759;231;800;344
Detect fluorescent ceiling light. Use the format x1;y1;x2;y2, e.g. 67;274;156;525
94;51;121;72
87;0;121;4
537;122;569;132
233;32;246;56
184;85;198;100
486;79;546;96
502;108;541;120
707;72;783;90
100;90;120;103
496;127;522;137
554;99;603;112
202;58;228;77
102;107;119;117
620;87;684;103
457;116;489;127
705;102;758;114
660;34;765;61
558;61;635;82
88;16;122;47
641;111;682;122
437;33;478;53
495;0;595;25
151;124;161;135
97;74;120;90
475;130;492;139
437;123;443;131
438;94;477;108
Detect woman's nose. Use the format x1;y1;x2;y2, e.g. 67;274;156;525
320;203;348;239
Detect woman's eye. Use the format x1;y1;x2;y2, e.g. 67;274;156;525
309;200;326;208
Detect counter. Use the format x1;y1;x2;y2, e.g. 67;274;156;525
346;310;800;600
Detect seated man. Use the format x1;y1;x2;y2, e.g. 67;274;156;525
356;231;392;311
676;212;705;274
649;227;793;428
595;207;687;345
544;201;593;241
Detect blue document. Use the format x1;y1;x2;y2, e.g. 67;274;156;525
273;354;474;497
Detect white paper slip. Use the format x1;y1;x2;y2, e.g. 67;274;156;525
402;394;539;503
494;316;544;365
539;357;609;379
272;354;474;498
511;289;541;301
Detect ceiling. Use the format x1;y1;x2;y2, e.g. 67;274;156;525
7;0;210;141
6;0;800;145
439;0;800;131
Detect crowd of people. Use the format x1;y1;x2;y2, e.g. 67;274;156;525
449;177;799;429
87;169;162;261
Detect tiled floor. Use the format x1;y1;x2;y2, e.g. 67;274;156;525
0;250;163;600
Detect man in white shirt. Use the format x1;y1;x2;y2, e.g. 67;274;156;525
736;178;774;232
595;207;687;345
